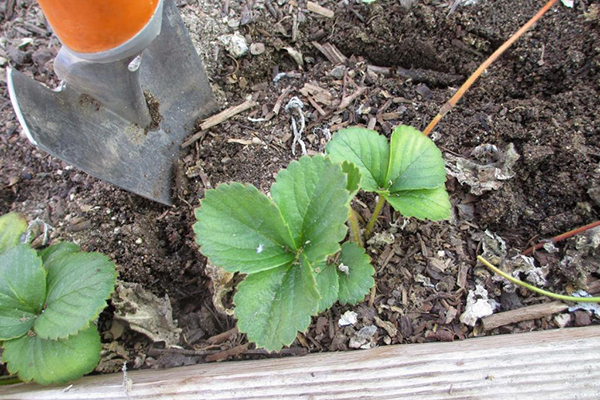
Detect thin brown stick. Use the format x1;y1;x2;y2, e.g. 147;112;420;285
200;99;257;131
273;86;292;115
205;343;249;362
337;87;367;111
482;301;568;331
522;220;600;255
423;0;560;136
206;327;239;345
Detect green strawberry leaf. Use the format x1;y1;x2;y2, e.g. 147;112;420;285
341;161;361;201
0;245;46;340
384;186;451;221
234;255;320;352
39;242;80;266
337;242;375;305
0;212;28;254
314;262;339;313
386;125;446;192
271;155;349;264
2;325;101;385
194;183;296;274
326;127;389;192
34;251;116;340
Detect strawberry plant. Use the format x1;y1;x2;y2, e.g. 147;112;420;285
0;212;117;385
326;125;451;237
194;155;375;351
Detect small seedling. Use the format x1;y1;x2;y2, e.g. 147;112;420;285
0;212;117;385
194;155;375;351
326;125;451;237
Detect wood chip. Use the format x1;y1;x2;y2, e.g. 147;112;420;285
312;42;348;65
227;138;253;145
307;1;334;18
338;86;367;111
206;327;238;345
199;99;257;131
381;112;401;121
299;82;333;105
205;343;249;362
482;302;569;331
272;86;292;116
374;316;398;337
182;130;207;148
306;95;326;116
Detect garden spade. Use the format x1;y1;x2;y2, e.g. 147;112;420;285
7;0;217;205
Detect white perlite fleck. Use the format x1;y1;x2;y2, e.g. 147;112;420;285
338;310;358;327
338;263;350;275
459;284;498;326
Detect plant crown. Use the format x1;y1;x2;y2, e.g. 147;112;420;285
0;212;117;385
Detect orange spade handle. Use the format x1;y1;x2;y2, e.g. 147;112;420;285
37;0;160;54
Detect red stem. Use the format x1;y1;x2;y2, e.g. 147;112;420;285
522;220;600;255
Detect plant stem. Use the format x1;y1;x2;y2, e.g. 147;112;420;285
423;0;560;136
365;196;386;239
348;209;364;247
478;256;600;303
522;220;600;255
0;375;22;386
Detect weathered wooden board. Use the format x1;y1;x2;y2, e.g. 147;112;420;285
2;326;599;400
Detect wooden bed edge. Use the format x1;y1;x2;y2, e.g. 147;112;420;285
2;325;600;400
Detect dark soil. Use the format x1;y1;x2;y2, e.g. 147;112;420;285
1;0;599;373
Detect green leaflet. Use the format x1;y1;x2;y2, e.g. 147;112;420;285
314;243;374;311
0;212;27;254
341;161;361;201
315;262;339;313
326;127;389;192
194;183;296;274
35;249;117;340
386;125;446;191
234;256;320;352
2;325;101;385
327;125;451;221
337;242;375;305
0;245;46;340
271;155;349;263
384;187;451;221
39;242;81;266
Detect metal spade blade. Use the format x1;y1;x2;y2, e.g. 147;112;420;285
7;0;217;205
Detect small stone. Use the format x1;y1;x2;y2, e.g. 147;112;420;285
219;32;248;58
554;313;571;328
573;310;591;326
349;325;377;349
227;19;240;29
7;45;29;66
136;238;143;245
329;65;346;79
250;43;265;56
0;56;7;67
